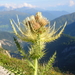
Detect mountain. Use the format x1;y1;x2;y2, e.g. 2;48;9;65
64;22;75;36
51;12;75;28
14;7;38;15
15;8;56;20
0;6;8;11
14;7;56;20
0;31;29;58
40;34;75;73
0;10;69;32
0;10;30;32
50;12;75;36
48;11;69;18
0;31;17;52
0;31;75;73
0;6;69;32
0;5;69;20
0;31;28;53
42;11;69;20
14;7;69;20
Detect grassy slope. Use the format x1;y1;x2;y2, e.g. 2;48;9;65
0;47;74;75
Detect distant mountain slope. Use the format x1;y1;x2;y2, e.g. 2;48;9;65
0;31;75;73
0;6;69;21
0;31;17;52
51;12;75;28
49;11;68;17
0;31;28;53
14;7;61;20
50;12;75;36
64;22;75;36
0;6;8;11
40;34;75;73
40;11;68;20
0;10;30;32
0;10;69;32
15;7;69;20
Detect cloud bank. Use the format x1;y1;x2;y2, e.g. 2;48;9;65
69;0;75;6
0;3;37;9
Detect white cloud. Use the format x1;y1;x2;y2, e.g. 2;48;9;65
0;3;37;9
57;3;65;6
17;3;37;8
48;3;65;7
69;0;75;6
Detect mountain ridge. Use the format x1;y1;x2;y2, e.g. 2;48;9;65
64;22;75;36
51;12;75;28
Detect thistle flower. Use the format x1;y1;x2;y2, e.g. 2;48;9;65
10;12;67;60
10;12;67;43
10;12;67;75
35;12;49;26
30;15;41;30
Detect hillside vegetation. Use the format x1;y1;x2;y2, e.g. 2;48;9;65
41;34;75;74
51;12;75;28
0;47;74;75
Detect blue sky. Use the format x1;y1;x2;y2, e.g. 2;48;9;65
0;0;75;13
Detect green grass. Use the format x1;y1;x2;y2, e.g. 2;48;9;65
0;48;74;75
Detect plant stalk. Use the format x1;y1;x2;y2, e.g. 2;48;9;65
34;58;38;75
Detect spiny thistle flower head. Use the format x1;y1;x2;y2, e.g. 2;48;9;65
23;12;49;31
35;12;49;26
10;12;67;43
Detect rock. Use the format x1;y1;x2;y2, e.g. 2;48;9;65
0;66;14;75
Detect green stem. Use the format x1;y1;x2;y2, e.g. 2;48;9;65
34;58;38;75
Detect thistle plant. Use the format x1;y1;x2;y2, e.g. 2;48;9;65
10;12;67;75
